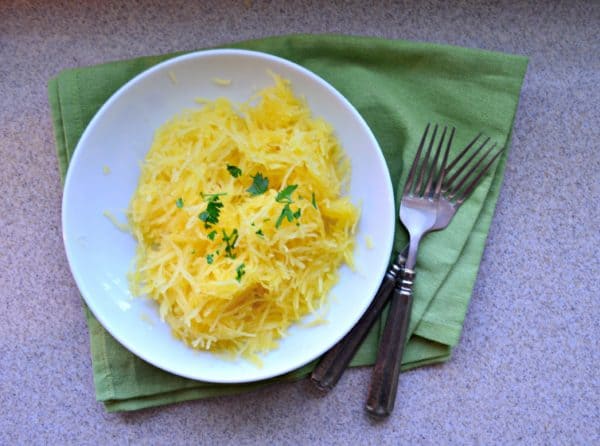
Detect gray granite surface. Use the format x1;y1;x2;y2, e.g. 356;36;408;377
1;0;599;444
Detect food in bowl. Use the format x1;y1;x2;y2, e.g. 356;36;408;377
128;74;359;362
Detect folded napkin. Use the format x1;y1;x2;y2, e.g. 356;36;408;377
49;34;527;412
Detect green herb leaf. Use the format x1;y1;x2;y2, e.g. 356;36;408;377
311;192;318;209
256;229;264;237
198;196;224;228
247;173;269;196
222;228;239;259
235;263;246;282
207;230;217;241
201;192;227;202
293;208;301;219
227;164;242;178
176;198;184;208
206;254;214;264
276;184;298;203
276;203;295;228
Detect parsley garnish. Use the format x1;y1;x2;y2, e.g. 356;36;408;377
222;228;239;259
199;202;223;227
198;194;224;228
235;263;246;282
256;229;264;237
206;254;214;264
201;192;227;201
274;185;301;228
276;184;298;203
311;192;318;209
247;173;269;196
176;198;184;208
276;203;295;228
227;164;242;178
207;230;217;241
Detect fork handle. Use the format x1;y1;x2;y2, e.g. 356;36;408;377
365;268;415;419
310;257;405;392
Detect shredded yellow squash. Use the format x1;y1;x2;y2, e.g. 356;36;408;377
128;74;359;361
212;77;232;86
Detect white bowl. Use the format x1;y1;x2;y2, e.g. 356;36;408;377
62;49;395;383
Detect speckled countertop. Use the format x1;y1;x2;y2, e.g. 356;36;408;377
1;0;598;444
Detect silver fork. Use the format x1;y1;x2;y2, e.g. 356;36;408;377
311;127;500;395
365;124;502;418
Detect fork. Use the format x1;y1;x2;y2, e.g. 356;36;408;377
365;124;502;418
310;128;500;395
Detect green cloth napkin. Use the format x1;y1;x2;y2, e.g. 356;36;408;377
48;34;527;412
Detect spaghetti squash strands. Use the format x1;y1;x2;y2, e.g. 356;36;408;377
212;77;232;86
128;74;359;360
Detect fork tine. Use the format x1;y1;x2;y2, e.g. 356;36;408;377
424;126;447;196
448;144;502;202
444;136;491;193
403;123;431;195
447;142;497;198
414;124;438;195
434;126;455;199
445;132;483;173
